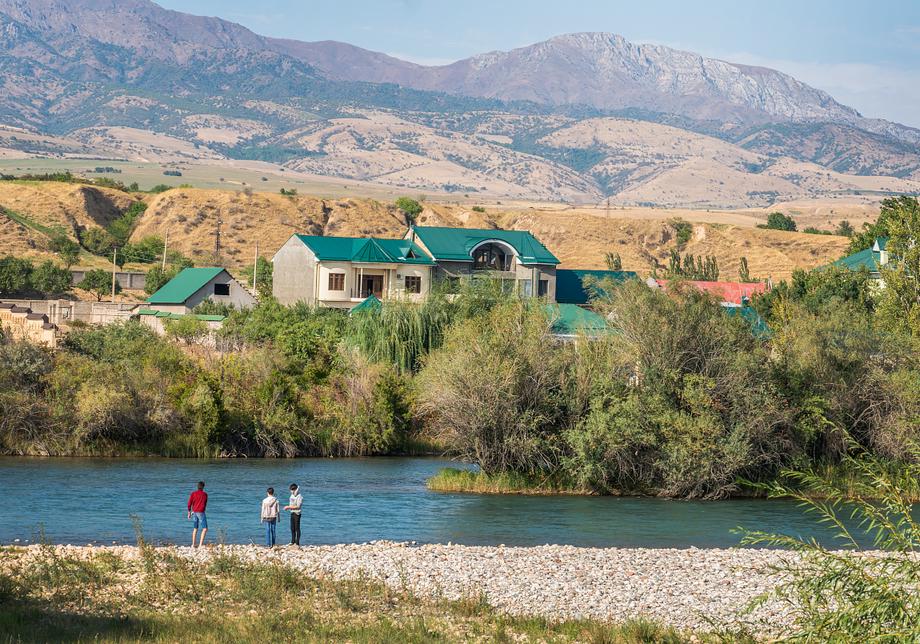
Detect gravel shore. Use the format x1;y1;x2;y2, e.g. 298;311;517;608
28;541;798;633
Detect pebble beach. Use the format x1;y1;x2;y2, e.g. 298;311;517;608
9;542;800;634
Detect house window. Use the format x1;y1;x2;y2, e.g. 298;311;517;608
328;273;345;291
473;243;512;271
520;279;533;297
213;283;230;296
405;275;422;294
538;279;549;297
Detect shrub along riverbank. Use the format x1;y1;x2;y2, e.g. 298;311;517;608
1;199;918;499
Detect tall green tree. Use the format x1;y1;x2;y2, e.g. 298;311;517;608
848;196;916;253
31;261;72;296
739;256;752;282
877;197;920;336
77;269;118;301
395;197;423;225
0;256;33;296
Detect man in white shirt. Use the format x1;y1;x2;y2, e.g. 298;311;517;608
283;483;303;546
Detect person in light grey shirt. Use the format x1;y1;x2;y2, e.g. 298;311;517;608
260;487;279;548
284;483;302;546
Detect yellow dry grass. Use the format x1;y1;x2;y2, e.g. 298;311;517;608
0;182;859;280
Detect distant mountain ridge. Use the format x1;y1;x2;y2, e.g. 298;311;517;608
1;0;919;206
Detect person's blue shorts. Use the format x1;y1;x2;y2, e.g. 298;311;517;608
192;512;207;530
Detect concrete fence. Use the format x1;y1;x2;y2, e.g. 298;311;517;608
0;299;138;326
71;270;146;290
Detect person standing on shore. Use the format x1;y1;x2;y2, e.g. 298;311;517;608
284;483;303;546
260;487;279;548
186;481;208;548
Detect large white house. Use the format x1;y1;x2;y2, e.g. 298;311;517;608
272;234;436;308
271;226;573;308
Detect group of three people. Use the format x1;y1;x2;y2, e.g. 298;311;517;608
186;481;303;548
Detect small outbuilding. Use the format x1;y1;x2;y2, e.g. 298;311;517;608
145;267;256;314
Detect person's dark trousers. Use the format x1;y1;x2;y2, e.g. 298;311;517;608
290;512;301;545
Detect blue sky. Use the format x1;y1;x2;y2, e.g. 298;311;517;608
157;0;920;127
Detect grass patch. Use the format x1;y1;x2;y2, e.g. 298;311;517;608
737;460;920;502
0;546;713;643
427;467;591;495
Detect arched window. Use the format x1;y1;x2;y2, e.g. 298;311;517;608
472;242;513;271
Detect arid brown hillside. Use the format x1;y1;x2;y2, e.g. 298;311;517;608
0;183;855;280
128;188;852;280
0;181;137;265
130;190;410;266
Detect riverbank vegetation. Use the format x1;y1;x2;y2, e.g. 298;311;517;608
739;447;920;640
0;544;693;644
0;198;918;499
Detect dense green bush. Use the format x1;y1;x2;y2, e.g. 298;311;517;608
760;212;797;232
79;227;116;256
564;281;792;497
417;300;570;475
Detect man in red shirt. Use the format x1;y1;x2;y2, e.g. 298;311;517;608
187;481;208;547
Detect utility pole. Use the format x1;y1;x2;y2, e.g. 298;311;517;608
214;217;223;264
252;241;259;292
111;247;117;303
161;228;169;270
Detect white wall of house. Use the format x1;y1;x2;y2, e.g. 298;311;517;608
317;261;355;302
273;237;317;305
391;265;430;301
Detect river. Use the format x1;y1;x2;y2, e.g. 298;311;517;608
0;456;859;548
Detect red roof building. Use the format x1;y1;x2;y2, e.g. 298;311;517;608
651;279;769;304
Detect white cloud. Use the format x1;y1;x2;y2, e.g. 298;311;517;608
719;53;920;128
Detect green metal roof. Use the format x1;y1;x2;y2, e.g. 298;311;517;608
874;237;888;251
294;235;434;265
411;226;560;265
555;269;638;305
545;303;608;337
833;247;880;274
349;294;382;315
146;267;226;304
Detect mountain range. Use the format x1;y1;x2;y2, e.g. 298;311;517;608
2;0;920;206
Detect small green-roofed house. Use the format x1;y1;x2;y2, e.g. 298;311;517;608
555;269;638;305
146;267;256;314
272;234;436;309
407;226;561;300
137;308;228;339
832;237;890;282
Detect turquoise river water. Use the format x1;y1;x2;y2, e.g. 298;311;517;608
0;457;866;548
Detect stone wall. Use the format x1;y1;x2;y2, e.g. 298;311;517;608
0;303;58;347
